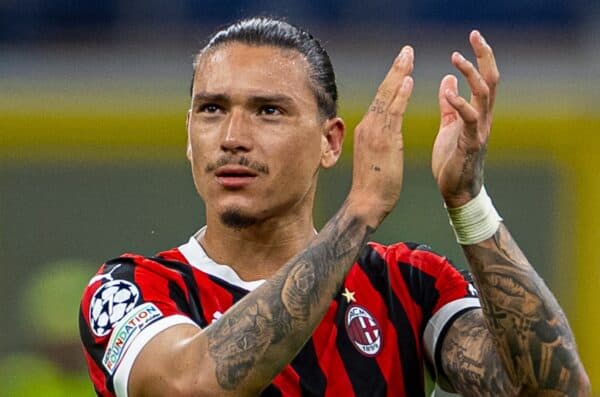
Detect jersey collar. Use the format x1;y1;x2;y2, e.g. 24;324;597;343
177;228;266;291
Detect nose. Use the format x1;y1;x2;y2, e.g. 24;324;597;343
221;109;252;153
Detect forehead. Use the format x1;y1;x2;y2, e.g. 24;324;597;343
193;43;316;106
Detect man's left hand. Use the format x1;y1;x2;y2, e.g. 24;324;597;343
431;30;500;208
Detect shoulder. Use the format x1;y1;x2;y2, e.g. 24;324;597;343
361;240;453;273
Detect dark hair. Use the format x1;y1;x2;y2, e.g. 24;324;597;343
191;17;338;118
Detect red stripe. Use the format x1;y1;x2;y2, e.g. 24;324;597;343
159;248;188;263
129;256;191;317
388;244;470;313
380;251;424;359
346;265;405;397
192;269;234;324
312;301;355;397
272;365;302;397
83;348;115;397
155;248;235;323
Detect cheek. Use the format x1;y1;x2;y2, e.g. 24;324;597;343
273;132;322;181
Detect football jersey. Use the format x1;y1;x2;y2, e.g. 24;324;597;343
79;231;480;397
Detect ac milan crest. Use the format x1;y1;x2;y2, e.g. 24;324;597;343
345;304;382;356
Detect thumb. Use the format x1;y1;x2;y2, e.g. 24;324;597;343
439;74;458;127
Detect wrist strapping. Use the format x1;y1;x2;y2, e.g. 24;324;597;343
446;186;503;245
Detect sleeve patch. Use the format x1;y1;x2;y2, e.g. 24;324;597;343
102;302;163;374
90;280;141;337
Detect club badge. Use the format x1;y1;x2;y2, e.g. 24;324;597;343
343;289;382;357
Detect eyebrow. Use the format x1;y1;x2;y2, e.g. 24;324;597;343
192;92;296;107
247;94;295;106
192;93;228;106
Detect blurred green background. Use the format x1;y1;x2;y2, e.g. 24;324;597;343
1;1;599;395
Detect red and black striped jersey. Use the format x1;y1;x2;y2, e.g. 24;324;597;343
79;232;480;397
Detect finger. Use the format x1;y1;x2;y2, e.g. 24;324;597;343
451;51;489;113
385;76;414;132
373;46;414;108
444;88;478;130
439;74;459;127
470;30;500;109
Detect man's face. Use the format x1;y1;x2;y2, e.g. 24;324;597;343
187;43;330;228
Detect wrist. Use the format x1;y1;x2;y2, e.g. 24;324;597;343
445;186;503;245
344;196;386;229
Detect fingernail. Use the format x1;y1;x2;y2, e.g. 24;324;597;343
456;52;465;61
479;34;487;45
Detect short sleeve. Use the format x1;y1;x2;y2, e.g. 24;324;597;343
391;243;480;390
79;256;200;397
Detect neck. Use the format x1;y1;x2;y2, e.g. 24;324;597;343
199;209;317;281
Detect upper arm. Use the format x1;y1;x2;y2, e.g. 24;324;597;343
439;309;520;397
128;323;218;397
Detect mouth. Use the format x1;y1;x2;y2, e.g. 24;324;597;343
214;166;259;188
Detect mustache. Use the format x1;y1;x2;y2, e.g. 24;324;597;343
205;155;270;175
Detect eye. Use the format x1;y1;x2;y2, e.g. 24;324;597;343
197;103;223;114
258;105;283;117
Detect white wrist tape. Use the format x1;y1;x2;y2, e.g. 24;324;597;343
446;186;502;245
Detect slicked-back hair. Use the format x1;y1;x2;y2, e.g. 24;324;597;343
191;17;338;119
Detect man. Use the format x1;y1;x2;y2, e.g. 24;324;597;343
79;17;590;397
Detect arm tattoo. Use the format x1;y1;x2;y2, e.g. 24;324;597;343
204;204;373;392
443;224;589;396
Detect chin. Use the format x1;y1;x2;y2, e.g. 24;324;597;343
219;208;260;229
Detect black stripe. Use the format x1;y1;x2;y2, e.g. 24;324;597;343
207;274;252;303
260;384;283;397
152;256;209;327
334;260;387;396
358;245;425;397
397;261;439;338
89;257;140;394
290;340;327;396
79;308;105;396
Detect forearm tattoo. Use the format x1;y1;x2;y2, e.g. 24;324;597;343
204;204;373;391
443;224;589;396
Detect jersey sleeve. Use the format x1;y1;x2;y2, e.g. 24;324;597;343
390;242;480;392
79;255;200;397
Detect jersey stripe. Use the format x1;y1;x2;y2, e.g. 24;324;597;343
152;256;209;327
335;276;386;396
272;366;302;397
359;245;425;397
79;309;112;397
192;269;234;325
350;260;406;397
309;300;352;397
372;244;424;358
261;384;283;396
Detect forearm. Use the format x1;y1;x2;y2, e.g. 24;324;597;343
203;200;374;395
462;223;590;396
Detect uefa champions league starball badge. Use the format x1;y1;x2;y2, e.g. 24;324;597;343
89;280;140;337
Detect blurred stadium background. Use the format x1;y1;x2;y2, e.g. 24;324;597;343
1;0;599;395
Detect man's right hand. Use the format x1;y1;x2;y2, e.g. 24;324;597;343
349;45;414;227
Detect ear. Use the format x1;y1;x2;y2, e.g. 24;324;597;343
320;117;345;169
186;110;192;161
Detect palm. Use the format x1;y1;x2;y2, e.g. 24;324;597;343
431;31;499;208
432;111;466;193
